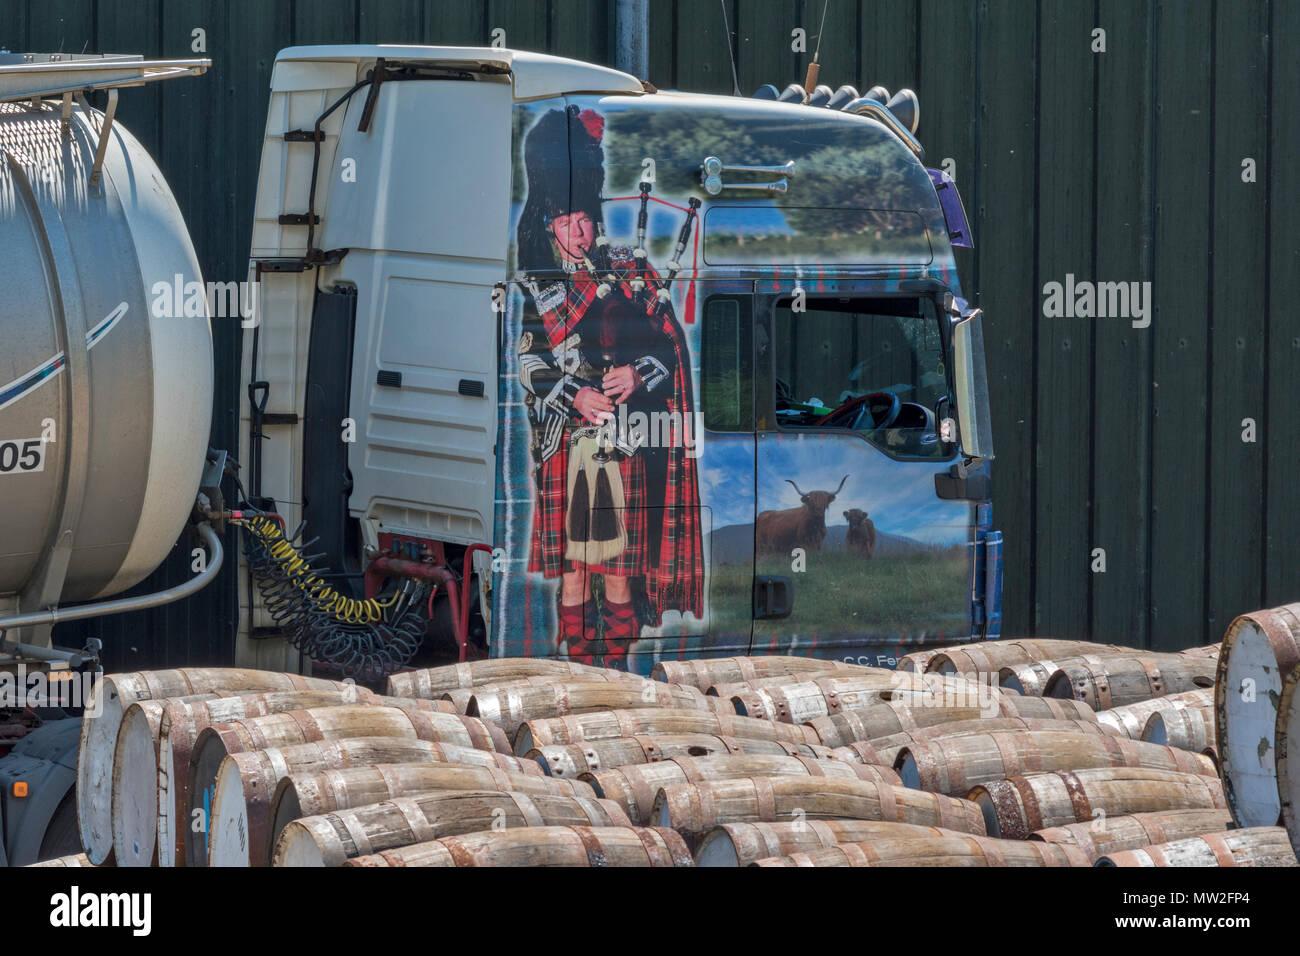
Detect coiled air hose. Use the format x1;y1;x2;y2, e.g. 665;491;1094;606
239;514;427;678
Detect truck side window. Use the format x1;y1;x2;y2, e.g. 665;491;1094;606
702;296;754;432
773;297;950;458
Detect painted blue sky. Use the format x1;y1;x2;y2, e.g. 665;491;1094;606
698;433;971;544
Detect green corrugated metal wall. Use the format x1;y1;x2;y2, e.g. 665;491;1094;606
7;0;1295;664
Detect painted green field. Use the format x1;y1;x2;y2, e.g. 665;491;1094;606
708;547;971;639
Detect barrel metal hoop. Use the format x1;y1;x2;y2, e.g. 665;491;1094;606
614;711;638;738
751;776;776;820
716;734;745;755
632;733;661;762
1093;672;1112;710
1006;776;1045;834
796;755;826;777
1143;842;1171;867
892;703;920;732
874;779;900;823
630;771;657;822
990;732;1026;777
329;810;371;858
1137;659;1165;698
1142;817;1168;846
1058;770;1093;823
970;834;1003;866
841;841;874;865
439;835;476;867
389;796;437;844
696;780;717;830
1196;831;1238;867
566;825;607;866
504;791;544;827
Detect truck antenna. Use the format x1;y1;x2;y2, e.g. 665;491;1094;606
803;0;830;96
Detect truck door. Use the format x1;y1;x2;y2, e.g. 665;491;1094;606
750;292;977;665
690;286;756;658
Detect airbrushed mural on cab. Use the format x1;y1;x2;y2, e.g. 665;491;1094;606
493;96;973;672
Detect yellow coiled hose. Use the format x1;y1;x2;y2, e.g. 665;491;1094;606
242;515;399;624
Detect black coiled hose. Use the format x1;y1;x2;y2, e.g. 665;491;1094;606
240;516;427;679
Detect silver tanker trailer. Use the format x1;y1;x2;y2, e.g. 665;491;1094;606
0;54;218;865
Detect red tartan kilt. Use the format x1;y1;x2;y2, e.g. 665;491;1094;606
528;443;647;578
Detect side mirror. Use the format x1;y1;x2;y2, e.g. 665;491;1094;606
952;309;994;461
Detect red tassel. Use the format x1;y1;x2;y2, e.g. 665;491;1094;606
683;229;700;323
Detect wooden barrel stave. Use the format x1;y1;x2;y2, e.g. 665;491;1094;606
467;681;727;739
179;735;541;866
271;790;629;866
342;825;693;867
929;640;1127;677
753;834;1091;867
268;762;597;864
896;649;950;673
529;733;834;777
1096;827;1297;867
1029;808;1234;863
77;668;346;865
25;853;96;868
652;656;861;691
384;659;623;699
695;819;949;867
185;706;508;867
835;717;1114;768
997;660;1066;696
654;776;986;845
1141;704;1215;754
1045;654;1217;710
436;671;652;714
514;708;822;756
807;696;1096;749
132;687;447;868
729;672;1006;725
969;768;1228;839
896;730;1217;797
1098;688;1215;739
584;754;901;824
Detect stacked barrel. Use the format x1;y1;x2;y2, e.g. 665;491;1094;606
51;608;1300;867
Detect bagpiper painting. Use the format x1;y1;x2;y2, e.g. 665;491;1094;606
510;104;705;667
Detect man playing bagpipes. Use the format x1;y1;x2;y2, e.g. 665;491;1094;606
514;104;704;666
